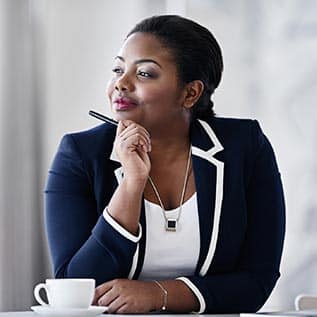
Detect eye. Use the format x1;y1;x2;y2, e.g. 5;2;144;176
112;67;124;75
137;71;153;78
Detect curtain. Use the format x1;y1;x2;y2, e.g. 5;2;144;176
0;0;50;311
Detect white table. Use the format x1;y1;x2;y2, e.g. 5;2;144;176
0;313;239;317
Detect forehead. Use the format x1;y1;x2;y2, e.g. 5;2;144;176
117;32;175;65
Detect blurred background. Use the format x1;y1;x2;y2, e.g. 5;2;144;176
0;0;316;312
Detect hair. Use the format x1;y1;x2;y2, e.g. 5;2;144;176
127;15;223;120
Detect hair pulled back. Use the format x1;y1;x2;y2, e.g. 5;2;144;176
127;15;223;120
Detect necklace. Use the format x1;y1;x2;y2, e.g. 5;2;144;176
148;146;192;232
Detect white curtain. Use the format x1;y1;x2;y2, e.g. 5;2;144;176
0;0;316;312
0;0;51;311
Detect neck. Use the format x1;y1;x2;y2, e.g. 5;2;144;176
149;134;191;165
146;114;192;163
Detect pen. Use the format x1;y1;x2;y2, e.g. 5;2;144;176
89;110;118;126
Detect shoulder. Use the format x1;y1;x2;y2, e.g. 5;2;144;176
207;116;259;133
200;116;264;150
206;117;279;174
58;123;116;159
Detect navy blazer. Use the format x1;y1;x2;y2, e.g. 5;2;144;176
45;117;285;313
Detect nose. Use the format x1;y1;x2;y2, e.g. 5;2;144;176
115;74;133;92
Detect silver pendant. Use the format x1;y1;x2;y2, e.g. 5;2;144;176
165;219;177;232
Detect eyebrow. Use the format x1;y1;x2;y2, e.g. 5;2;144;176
115;56;162;68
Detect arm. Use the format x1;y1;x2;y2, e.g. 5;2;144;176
94;279;199;313
45;134;138;283
175;120;286;313
106;120;151;234
45;121;151;284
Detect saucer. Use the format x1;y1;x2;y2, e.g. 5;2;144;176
31;305;108;317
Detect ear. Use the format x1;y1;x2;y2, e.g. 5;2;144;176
183;80;204;109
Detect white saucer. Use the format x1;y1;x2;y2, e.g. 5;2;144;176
31;305;108;317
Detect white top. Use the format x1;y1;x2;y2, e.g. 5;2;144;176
138;193;200;280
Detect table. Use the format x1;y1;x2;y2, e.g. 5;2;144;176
0;313;239;317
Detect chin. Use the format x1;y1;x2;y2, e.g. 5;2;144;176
113;111;141;124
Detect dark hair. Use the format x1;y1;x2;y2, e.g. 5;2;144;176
127;15;223;120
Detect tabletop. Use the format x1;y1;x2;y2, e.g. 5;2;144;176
0;312;239;317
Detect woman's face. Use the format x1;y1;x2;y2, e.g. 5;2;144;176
107;32;188;134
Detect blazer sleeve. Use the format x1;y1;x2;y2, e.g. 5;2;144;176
44;134;139;284
178;120;286;313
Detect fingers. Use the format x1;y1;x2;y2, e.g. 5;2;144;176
120;129;150;148
94;279;154;314
120;127;151;145
107;297;126;314
93;281;113;305
121;135;151;153
116;120;150;137
94;282;126;313
116;120;150;139
97;288;118;307
115;121;151;153
116;303;130;314
120;120;150;136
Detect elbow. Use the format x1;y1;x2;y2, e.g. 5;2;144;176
230;270;281;313
250;270;281;312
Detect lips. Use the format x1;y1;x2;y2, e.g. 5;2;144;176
113;97;138;111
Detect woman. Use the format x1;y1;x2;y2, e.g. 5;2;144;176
45;15;285;314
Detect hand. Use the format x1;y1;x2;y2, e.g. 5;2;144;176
114;120;151;184
93;279;162;314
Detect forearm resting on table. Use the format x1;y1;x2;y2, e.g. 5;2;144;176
107;178;145;235
156;280;200;313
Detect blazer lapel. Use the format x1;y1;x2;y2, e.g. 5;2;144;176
191;120;225;276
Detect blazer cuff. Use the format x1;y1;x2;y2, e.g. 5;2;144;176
176;277;206;314
103;207;142;243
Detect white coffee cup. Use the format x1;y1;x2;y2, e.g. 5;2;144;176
33;278;95;308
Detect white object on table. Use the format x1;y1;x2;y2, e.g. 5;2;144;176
30;304;107;317
295;295;317;311
33;279;95;309
240;309;317;317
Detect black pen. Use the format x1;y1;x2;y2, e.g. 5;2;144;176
89;110;118;126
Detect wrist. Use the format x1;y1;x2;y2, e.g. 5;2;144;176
152;280;168;312
122;176;148;191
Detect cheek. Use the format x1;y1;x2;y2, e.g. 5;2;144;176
139;84;180;106
106;79;115;100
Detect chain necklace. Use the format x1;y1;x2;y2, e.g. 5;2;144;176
148;146;192;232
